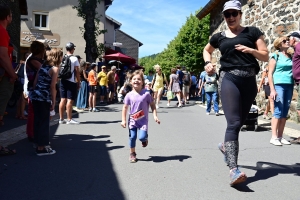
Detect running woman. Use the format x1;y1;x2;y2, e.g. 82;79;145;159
121;70;160;163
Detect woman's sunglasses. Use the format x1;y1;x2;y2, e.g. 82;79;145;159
223;11;239;18
282;39;289;43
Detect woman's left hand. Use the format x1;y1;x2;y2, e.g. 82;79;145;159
154;116;160;124
235;44;254;54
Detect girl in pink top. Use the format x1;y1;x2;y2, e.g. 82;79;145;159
121;70;160;163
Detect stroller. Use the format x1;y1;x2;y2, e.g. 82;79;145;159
242;101;259;132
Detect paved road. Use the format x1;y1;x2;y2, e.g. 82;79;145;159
0;99;300;200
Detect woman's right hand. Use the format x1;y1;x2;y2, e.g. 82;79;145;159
257;87;260;93
270;90;277;101
205;63;214;73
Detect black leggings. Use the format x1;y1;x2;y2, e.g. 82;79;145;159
221;73;257;142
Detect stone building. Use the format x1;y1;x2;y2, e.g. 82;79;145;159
115;30;143;62
20;0;113;60
197;0;300;122
0;0;27;60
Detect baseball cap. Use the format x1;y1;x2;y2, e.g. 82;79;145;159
288;31;300;39
66;42;76;50
75;55;82;60
222;0;242;12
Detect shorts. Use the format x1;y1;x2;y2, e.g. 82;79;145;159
89;85;98;94
60;79;77;101
108;84;115;93
99;85;107;96
297;84;300;111
273;84;293;119
263;85;270;98
153;86;163;93
183;85;190;94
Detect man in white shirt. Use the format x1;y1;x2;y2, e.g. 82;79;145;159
59;42;80;125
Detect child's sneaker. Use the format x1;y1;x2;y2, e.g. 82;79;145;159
93;108;100;112
129;152;137;163
36;146;56;156
89;107;92;112
142;140;148;147
229;168;247;186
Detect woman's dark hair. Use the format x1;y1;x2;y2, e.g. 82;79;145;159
30;41;45;56
171;68;177;74
0;5;11;20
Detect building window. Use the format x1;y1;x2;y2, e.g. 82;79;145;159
33;12;49;29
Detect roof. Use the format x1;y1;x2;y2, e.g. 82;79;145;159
196;0;223;20
117;30;143;47
106;15;122;29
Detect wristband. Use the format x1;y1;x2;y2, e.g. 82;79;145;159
205;61;211;65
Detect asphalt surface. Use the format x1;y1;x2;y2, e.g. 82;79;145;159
0;99;300;200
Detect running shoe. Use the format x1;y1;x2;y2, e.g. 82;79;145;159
279;137;291;145
215;112;220;116
229;168;247;186
270;138;282;146
206;112;210;115
129;152;137;163
142;140;148;147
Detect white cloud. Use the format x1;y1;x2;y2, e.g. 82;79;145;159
106;0;209;58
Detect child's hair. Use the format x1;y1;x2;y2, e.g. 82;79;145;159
129;70;145;87
45;48;63;66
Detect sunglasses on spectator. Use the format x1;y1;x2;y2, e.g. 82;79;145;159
223;11;239;18
282;40;289;43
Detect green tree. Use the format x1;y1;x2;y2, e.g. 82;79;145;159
73;0;107;62
139;9;210;76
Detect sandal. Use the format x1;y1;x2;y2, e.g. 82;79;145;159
0;146;16;156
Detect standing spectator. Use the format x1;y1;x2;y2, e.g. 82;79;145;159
30;48;62;156
200;68;219;115
176;65;184;104
147;70;154;82
198;70;207;104
97;65;108;104
203;0;269;185
0;5;17;155
268;36;294;146
88;63;99;112
76;60;88;110
0;5;17;127
107;66;117;103
24;41;45;141
75;55;82;63
289;31;300;144
182;67;191;104
258;65;274;120
59;42;80;125
167;68;182;107
151;64;168;109
190;72;197;98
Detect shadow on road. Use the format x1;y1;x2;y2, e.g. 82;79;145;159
240;162;300;185
138;155;191;163
0;123;126;199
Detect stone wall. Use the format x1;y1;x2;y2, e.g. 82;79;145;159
0;0;21;61
209;0;300;122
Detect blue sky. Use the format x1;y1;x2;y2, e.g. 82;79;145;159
106;0;209;58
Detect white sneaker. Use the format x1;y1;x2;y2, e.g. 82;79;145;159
167;103;170;107
66;119;80;125
93;108;100;112
215;112;219;116
24;110;28;116
36;146;56;156
156;105;159;109
59;119;66;124
206;112;210;115
279;137;291;145
270;138;282;146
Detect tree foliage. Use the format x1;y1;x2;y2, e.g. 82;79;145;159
139;10;210;77
73;0;107;62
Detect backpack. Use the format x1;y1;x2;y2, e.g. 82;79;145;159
58;55;73;79
183;72;190;85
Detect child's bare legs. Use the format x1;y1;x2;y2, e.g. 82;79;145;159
88;93;93;109
93;93;97;108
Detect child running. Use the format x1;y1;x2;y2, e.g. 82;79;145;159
121;70;160;163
